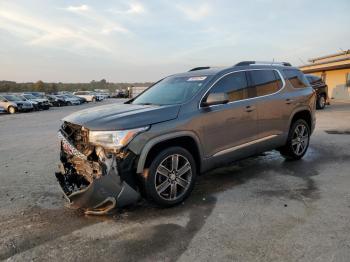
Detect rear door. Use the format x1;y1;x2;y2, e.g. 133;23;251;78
247;69;288;150
199;71;258;159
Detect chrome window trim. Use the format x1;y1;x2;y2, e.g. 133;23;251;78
199;68;286;109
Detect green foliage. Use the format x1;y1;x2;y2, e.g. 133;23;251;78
0;79;152;94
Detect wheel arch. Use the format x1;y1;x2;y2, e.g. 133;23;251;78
136;131;203;174
7;105;17;112
289;108;312;131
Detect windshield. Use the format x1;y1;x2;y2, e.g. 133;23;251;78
131;75;210;105
23;94;37;99
17;96;27;101
3;95;21;101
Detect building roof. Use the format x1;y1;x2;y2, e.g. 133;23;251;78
308;50;350;63
299;49;350;73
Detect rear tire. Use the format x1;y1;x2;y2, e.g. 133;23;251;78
280;119;310;160
316;95;326;109
142;147;197;207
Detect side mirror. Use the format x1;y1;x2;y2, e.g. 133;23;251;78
202;93;229;107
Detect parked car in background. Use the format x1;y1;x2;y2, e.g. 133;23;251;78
0;94;33;113
46;94;67;107
66;94;86;104
305;74;329;109
16;94;40;110
73;91;97;102
76;96;87;104
115;89;129;98
99;92;110;99
55;61;316;214
22;93;50;110
56;95;80;105
27;92;46;99
0;95;18;114
93;92;105;101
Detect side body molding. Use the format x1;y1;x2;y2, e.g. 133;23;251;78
136;131;203;173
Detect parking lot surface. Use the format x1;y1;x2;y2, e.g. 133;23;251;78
0;100;350;262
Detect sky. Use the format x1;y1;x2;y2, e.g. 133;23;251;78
0;0;349;83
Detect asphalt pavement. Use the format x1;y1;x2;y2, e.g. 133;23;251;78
0;99;349;262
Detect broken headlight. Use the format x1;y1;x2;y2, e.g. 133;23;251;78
88;126;149;149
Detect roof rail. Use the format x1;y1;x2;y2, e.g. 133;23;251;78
235;61;292;67
188;66;210;72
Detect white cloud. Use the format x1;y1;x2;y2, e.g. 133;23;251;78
65;4;129;35
0;9;111;52
66;4;90;13
177;3;210;21
108;2;145;15
127;3;145;14
101;25;128;35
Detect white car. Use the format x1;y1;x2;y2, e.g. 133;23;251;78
73;91;97;102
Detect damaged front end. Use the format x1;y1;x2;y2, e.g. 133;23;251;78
55;122;140;215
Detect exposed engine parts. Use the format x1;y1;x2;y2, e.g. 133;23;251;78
55;122;140;215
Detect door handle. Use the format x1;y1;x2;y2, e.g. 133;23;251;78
285;99;294;105
245;105;256;112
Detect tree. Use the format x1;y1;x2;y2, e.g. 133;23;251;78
33;80;45;92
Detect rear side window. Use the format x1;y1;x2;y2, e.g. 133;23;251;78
306;75;321;84
248;70;283;97
284;69;309;88
209;71;248;102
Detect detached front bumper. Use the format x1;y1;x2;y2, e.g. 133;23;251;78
55;131;140;215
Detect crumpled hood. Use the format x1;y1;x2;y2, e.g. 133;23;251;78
63;103;181;130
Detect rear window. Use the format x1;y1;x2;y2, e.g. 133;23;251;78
284;69;309;88
249;70;283;97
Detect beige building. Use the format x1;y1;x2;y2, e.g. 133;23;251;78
299;50;350;100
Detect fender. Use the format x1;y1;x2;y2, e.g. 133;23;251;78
287;105;315;133
136;131;203;173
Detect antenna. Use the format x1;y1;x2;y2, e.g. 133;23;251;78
270;58;275;66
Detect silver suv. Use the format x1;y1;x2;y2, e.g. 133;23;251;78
56;61;316;214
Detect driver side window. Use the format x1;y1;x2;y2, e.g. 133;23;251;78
209;71;249;102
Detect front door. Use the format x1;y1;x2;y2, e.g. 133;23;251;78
199;71;258;158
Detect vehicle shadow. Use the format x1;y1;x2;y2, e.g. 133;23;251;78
2;143;348;261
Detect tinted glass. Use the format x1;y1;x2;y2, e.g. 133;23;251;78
249;70;282;96
132;75;210;105
284;69;309;88
23;94;36;99
3;95;21;101
306;75;321;84
209;71;248;102
306;75;313;83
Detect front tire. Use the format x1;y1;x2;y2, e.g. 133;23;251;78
280;119;310;160
143;147;197;207
8;106;16;114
